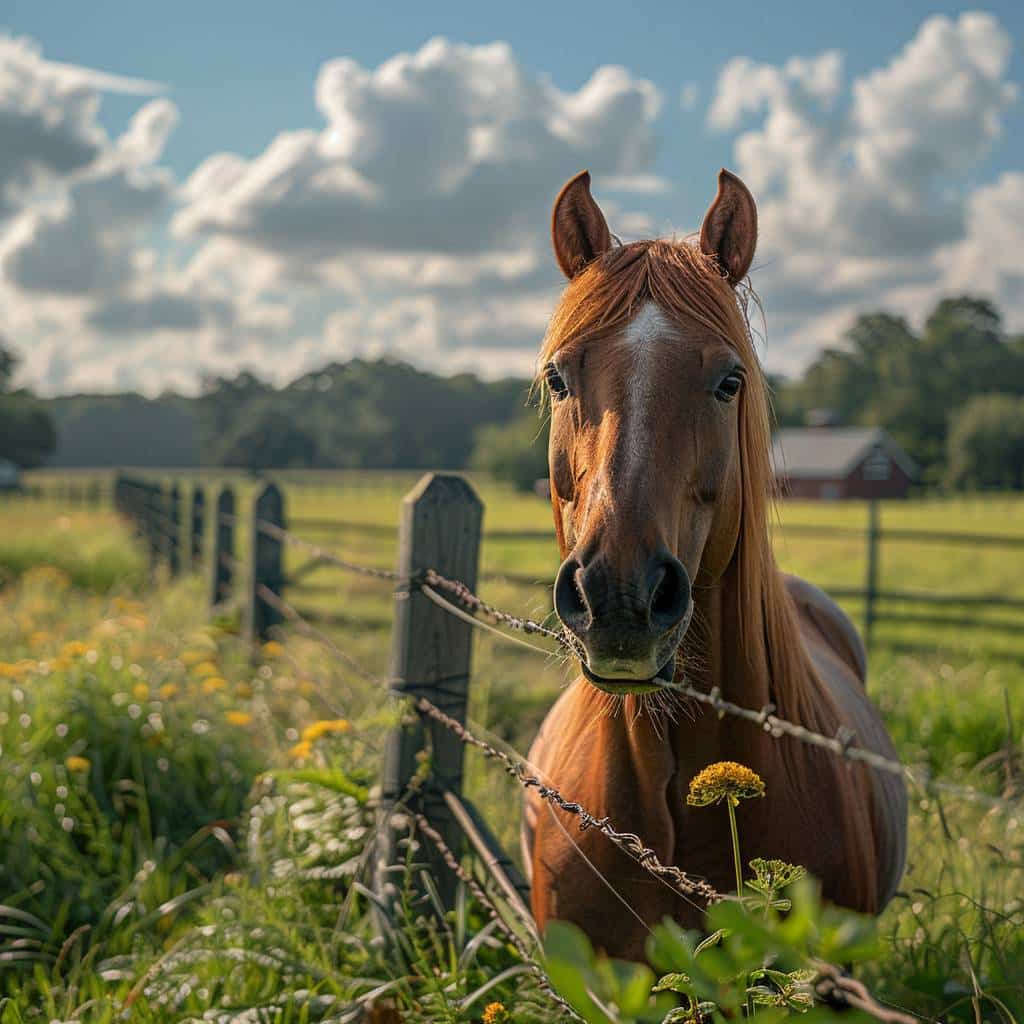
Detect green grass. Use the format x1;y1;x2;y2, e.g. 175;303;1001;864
0;483;1022;1021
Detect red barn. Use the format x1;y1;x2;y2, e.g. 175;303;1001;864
772;427;917;500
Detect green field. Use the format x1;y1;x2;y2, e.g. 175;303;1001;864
0;478;1022;1021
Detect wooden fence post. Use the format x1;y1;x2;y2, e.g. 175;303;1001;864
864;499;880;652
377;473;483;912
145;482;163;573
246;482;285;645
167;483;181;577
191;486;205;571
209;486;235;610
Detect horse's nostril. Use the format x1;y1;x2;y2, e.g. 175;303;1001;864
647;554;690;632
554;557;591;636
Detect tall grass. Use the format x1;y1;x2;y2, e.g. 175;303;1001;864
0;494;1022;1021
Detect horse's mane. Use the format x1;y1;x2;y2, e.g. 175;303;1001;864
538;238;842;738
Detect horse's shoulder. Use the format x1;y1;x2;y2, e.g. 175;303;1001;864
783;574;868;684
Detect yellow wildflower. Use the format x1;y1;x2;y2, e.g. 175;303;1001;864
191;660;219;678
262;640;284;658
133;682;150;700
687;761;765;808
288;740;313;760
158;683;179;700
482;1003;510;1024
226;710;253;727
65;756;91;773
61;641;90;659
300;719;350;742
0;662;24;679
201;676;227;694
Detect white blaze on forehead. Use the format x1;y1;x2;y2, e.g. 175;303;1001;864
621;300;672;470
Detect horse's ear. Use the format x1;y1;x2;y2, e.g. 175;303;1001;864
700;169;757;285
551;170;612;279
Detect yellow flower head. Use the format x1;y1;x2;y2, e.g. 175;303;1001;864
133;682;150;700
482;1002;510;1024
65;755;91;773
201;676;228;694
226;710;253;727
687;761;765;807
262;640;284;658
158;683;179;700
288;739;313;760
61;641;90;659
300;719;350;743
192;660;219;678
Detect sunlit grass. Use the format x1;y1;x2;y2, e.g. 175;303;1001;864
0;482;1022;1020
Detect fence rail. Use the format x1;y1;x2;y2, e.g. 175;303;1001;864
108;470;1018;1023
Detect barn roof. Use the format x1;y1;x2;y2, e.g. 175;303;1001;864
771;427;917;480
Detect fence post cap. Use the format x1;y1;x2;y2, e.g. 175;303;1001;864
403;472;483;511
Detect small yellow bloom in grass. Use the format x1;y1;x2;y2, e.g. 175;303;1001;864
191;660;219;677
262;640;284;658
234;681;253;699
61;641;90;659
0;662;25;679
482;1002;510;1024
158;683;179;700
687;761;765;807
226;710;253;727
133;682;150;700
289;740;313;760
300;719;350;743
201;676;227;694
65;756;91;773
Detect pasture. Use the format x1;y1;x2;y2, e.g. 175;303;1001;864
0;476;1022;1022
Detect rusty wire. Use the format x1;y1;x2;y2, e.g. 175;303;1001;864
411;812;583;1021
252;520;1022;814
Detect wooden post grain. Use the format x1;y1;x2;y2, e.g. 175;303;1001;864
209;485;235;610
864;499;880;652
167;483;181;577
190;486;205;571
377;472;483;912
246;482;285;645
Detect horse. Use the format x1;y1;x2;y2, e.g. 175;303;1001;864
522;169;907;960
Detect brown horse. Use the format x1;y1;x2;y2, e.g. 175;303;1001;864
523;169;907;960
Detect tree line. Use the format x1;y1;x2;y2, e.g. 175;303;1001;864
8;294;1024;493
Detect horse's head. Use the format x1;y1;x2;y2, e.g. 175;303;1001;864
542;169;764;694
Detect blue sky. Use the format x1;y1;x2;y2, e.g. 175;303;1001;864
1;2;1022;392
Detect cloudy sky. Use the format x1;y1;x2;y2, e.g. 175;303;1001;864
1;1;1022;395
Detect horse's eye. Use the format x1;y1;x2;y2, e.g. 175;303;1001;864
714;371;743;403
545;363;569;400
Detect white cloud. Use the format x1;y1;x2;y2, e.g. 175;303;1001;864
708;11;1019;371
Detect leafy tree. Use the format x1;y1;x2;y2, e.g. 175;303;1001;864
0;342;57;469
216;406;318;470
946;394;1024;491
470;412;549;492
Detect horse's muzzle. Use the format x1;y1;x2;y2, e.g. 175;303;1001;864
553;548;691;689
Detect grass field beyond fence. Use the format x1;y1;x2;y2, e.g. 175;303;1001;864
0;473;1021;1021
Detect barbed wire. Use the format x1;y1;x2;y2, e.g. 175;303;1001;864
249;519;1021;814
411;811;583;1021
413;696;725;907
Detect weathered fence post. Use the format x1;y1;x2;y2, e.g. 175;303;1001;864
376;473;484;912
209;486;235;610
191;486;205;571
246;482;285;644
864;499;880;652
167;483;181;577
145;482;163;573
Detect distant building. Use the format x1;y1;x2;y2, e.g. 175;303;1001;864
772;427;916;500
0;459;20;491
